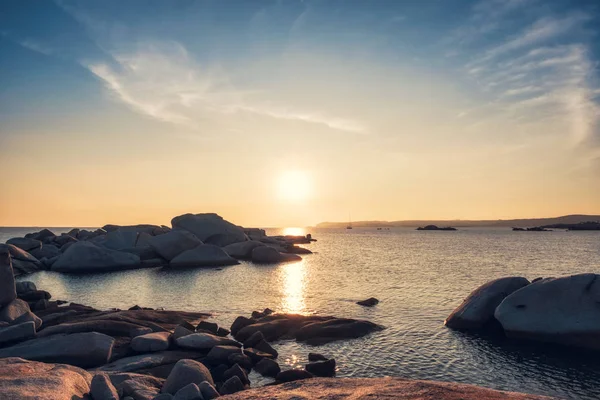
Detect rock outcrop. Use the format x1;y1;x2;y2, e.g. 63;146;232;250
445;277;530;331
495;273;600;349
171;213;247;245
169;245;239;268
148;230;203;261
52;241;141;272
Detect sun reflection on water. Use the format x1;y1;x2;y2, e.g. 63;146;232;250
282;227;305;236
279;260;307;314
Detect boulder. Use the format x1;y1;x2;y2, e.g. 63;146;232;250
121;377;160;399
204;233;245;248
295;319;384;344
36;320;152;338
199;381;220;399
26;228;56;242
222;241;265;259
196;320;219;334
445;277;530;331
205;345;243;365
175;332;241;350
171;213;246;244
6;237;42;252
308;353;328;362
223;363;249;385
276;369;314;383
91;373;120;400
0;321;37;345
305;359;336;377
242;330;265;348
30;244;61;260
228;353;253;370
131;332;171;352
54;234;78;247
251;246;301;264
173;325;194;340
15;281;37;294
495;273;600;349
230;316;254;336
173;383;202;400
99;230;139;250
254;339;278;357
52;241;141;272
148;230;203;261
169;245;238;268
356;297;379;307
243;348;275;363
161;359;214;394
0;247;17;306
254;358;280;377
0;332;114;368
213;377;552;399
0;357;92;400
219;376;245;395
0;299;41;329
98;351;204;373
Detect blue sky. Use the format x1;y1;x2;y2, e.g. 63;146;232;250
1;0;599;226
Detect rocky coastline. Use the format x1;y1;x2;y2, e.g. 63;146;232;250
0;212;558;399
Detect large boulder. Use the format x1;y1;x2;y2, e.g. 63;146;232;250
2;244;42;275
251;246;301;264
0;332;115;368
0;357;92;400
219;377;550;399
30;244;61;260
161;359;214;394
0;321;37;345
445;277;530;331
222;241;265;260
52;241;141;272
495;273;600;349
0;246;17;307
175;332;241;350
97;230;139;250
169;245;239;268
131;332;171;352
294;319;384;344
148;230;203;261
205;345;243;365
6;237;42;252
91;373;120;400
0;299;42;329
97;351;204;373
171;213;246;244
25;228;56;242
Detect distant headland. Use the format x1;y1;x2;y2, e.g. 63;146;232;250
316;214;600;229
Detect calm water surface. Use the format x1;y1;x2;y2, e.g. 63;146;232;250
3;227;600;399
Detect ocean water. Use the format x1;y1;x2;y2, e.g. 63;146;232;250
2;226;600;399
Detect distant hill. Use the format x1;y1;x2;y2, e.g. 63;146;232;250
316;214;600;228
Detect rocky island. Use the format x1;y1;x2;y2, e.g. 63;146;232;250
416;225;457;231
0;212;554;399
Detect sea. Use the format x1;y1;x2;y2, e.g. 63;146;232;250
1;226;600;399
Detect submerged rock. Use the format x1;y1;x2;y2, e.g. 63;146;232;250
445;277;530;331
356;297;379;307
52;241;141;272
495;273;600;349
276;369;314;383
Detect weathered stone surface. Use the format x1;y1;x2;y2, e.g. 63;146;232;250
219;376;245;395
196;320;219;334
227;353;252;370
52;241;141;272
175;332;241;351
30;244;61;260
7;237;42;252
0;321;36;345
222;241;265;259
223;363;249;385
230;316;254;336
173;325;194;340
220;377;551;399
251;246;301;264
15;281;37;294
205;345;243;365
242;330;265;348
254;357;280;377
131;332;171;352
26;228;56;242
97;351;204;373
295;318;384;344
37;319;152;338
169;245;239;268
173;383;202;400
161;359;214;394
171;213;246;244
148;230;203;261
199;381;220;399
91;373;120;400
0;299;39;327
0;332;114;368
495;273;600;349
0;357;92;400
0;246;17;306
445;277;530;331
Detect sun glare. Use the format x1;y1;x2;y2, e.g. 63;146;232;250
277;170;312;202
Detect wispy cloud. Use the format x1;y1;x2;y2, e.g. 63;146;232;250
84;42;366;133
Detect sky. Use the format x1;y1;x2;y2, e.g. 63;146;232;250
1;0;599;227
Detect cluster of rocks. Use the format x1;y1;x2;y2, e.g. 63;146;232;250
445;273;600;350
3;213;314;275
0;248;384;399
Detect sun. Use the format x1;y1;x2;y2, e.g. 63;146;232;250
277;170;312;202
